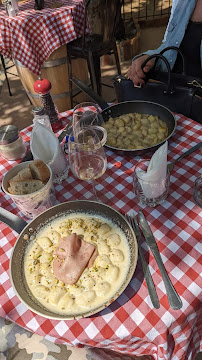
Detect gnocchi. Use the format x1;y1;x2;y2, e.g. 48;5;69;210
24;214;130;315
103;113;168;150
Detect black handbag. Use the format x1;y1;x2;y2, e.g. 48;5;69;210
113;47;202;124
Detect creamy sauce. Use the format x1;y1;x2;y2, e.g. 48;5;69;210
24;214;130;315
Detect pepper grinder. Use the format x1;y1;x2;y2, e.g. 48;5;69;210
33;78;62;132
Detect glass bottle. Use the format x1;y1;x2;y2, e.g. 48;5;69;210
32;106;52;131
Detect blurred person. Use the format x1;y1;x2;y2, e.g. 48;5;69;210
127;0;202;86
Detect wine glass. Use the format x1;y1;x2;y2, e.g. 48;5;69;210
72;102;107;147
68;128;107;201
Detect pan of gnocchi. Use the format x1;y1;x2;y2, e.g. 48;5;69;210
9;200;138;320
100;101;176;155
71;77;176;156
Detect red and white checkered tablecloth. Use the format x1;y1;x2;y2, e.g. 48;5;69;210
0;112;202;360
0;0;85;75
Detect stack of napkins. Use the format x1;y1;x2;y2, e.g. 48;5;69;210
30;123;68;176
137;141;168;198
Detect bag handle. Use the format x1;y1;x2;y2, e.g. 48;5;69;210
141;53;174;94
159;46;186;75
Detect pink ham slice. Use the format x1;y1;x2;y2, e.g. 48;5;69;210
53;233;97;285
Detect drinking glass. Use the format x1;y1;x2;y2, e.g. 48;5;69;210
72;102;107;147
68;128;107;200
133;159;170;207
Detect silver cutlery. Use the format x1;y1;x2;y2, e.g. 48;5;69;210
167;142;202;173
58;121;72;143
138;210;182;310
126;214;160;309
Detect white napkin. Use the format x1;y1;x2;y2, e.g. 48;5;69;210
30;122;68;175
137;141;168;198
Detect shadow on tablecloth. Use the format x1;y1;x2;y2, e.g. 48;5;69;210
0;317;154;360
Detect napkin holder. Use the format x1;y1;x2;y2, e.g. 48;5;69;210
30;123;68;181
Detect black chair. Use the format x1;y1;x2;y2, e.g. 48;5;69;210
66;0;122;108
0;55;18;96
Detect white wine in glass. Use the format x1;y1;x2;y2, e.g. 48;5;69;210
72;102;107;147
68;128;107;200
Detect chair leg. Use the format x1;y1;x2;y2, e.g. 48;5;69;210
1;54;12;96
86;56;95;92
88;52;102;95
66;46;74;109
113;42;121;75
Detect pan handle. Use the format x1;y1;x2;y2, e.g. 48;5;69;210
0;207;27;234
71;77;109;110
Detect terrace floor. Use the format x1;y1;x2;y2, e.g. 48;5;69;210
0;24;166;130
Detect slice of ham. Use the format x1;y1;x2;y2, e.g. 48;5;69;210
53;233;97;285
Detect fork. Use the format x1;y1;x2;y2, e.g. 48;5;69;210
167;142;202;173
126;214;160;309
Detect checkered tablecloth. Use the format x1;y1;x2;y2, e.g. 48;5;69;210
0;111;202;360
0;0;85;75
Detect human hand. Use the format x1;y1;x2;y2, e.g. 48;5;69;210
127;55;155;86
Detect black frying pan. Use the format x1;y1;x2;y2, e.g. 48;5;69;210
72;77;177;156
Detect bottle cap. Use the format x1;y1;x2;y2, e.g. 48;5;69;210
32;106;45;116
0;125;19;145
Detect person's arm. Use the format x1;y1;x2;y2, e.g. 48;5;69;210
134;0;180;60
127;0;180;85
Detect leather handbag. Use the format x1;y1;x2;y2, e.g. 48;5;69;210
113;47;202;124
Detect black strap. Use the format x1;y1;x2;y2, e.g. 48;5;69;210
159;46;186;75
141;53;174;94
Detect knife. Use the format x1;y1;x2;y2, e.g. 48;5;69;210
126;215;160;309
138;210;183;310
58;121;73;143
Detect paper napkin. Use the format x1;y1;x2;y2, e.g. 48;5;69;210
30;122;68;176
137;141;168;198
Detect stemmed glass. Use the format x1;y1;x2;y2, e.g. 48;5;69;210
68;128;107;201
72;102;107;147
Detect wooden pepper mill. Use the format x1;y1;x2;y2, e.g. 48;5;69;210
33;78;62;132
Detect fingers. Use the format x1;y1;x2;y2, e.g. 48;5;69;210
126;55;155;86
135;67;147;80
127;64;146;86
143;65;152;73
132;75;145;86
143;60;155;73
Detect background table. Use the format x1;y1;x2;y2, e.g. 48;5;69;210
0;112;202;360
0;0;86;75
0;0;88;111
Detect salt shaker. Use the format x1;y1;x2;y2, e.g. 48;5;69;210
6;0;19;16
0;125;27;160
32;106;52;131
7;0;16;17
11;0;19;14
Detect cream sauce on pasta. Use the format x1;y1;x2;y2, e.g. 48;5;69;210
24;214;130;315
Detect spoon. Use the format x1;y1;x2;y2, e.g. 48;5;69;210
167;142;202;173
